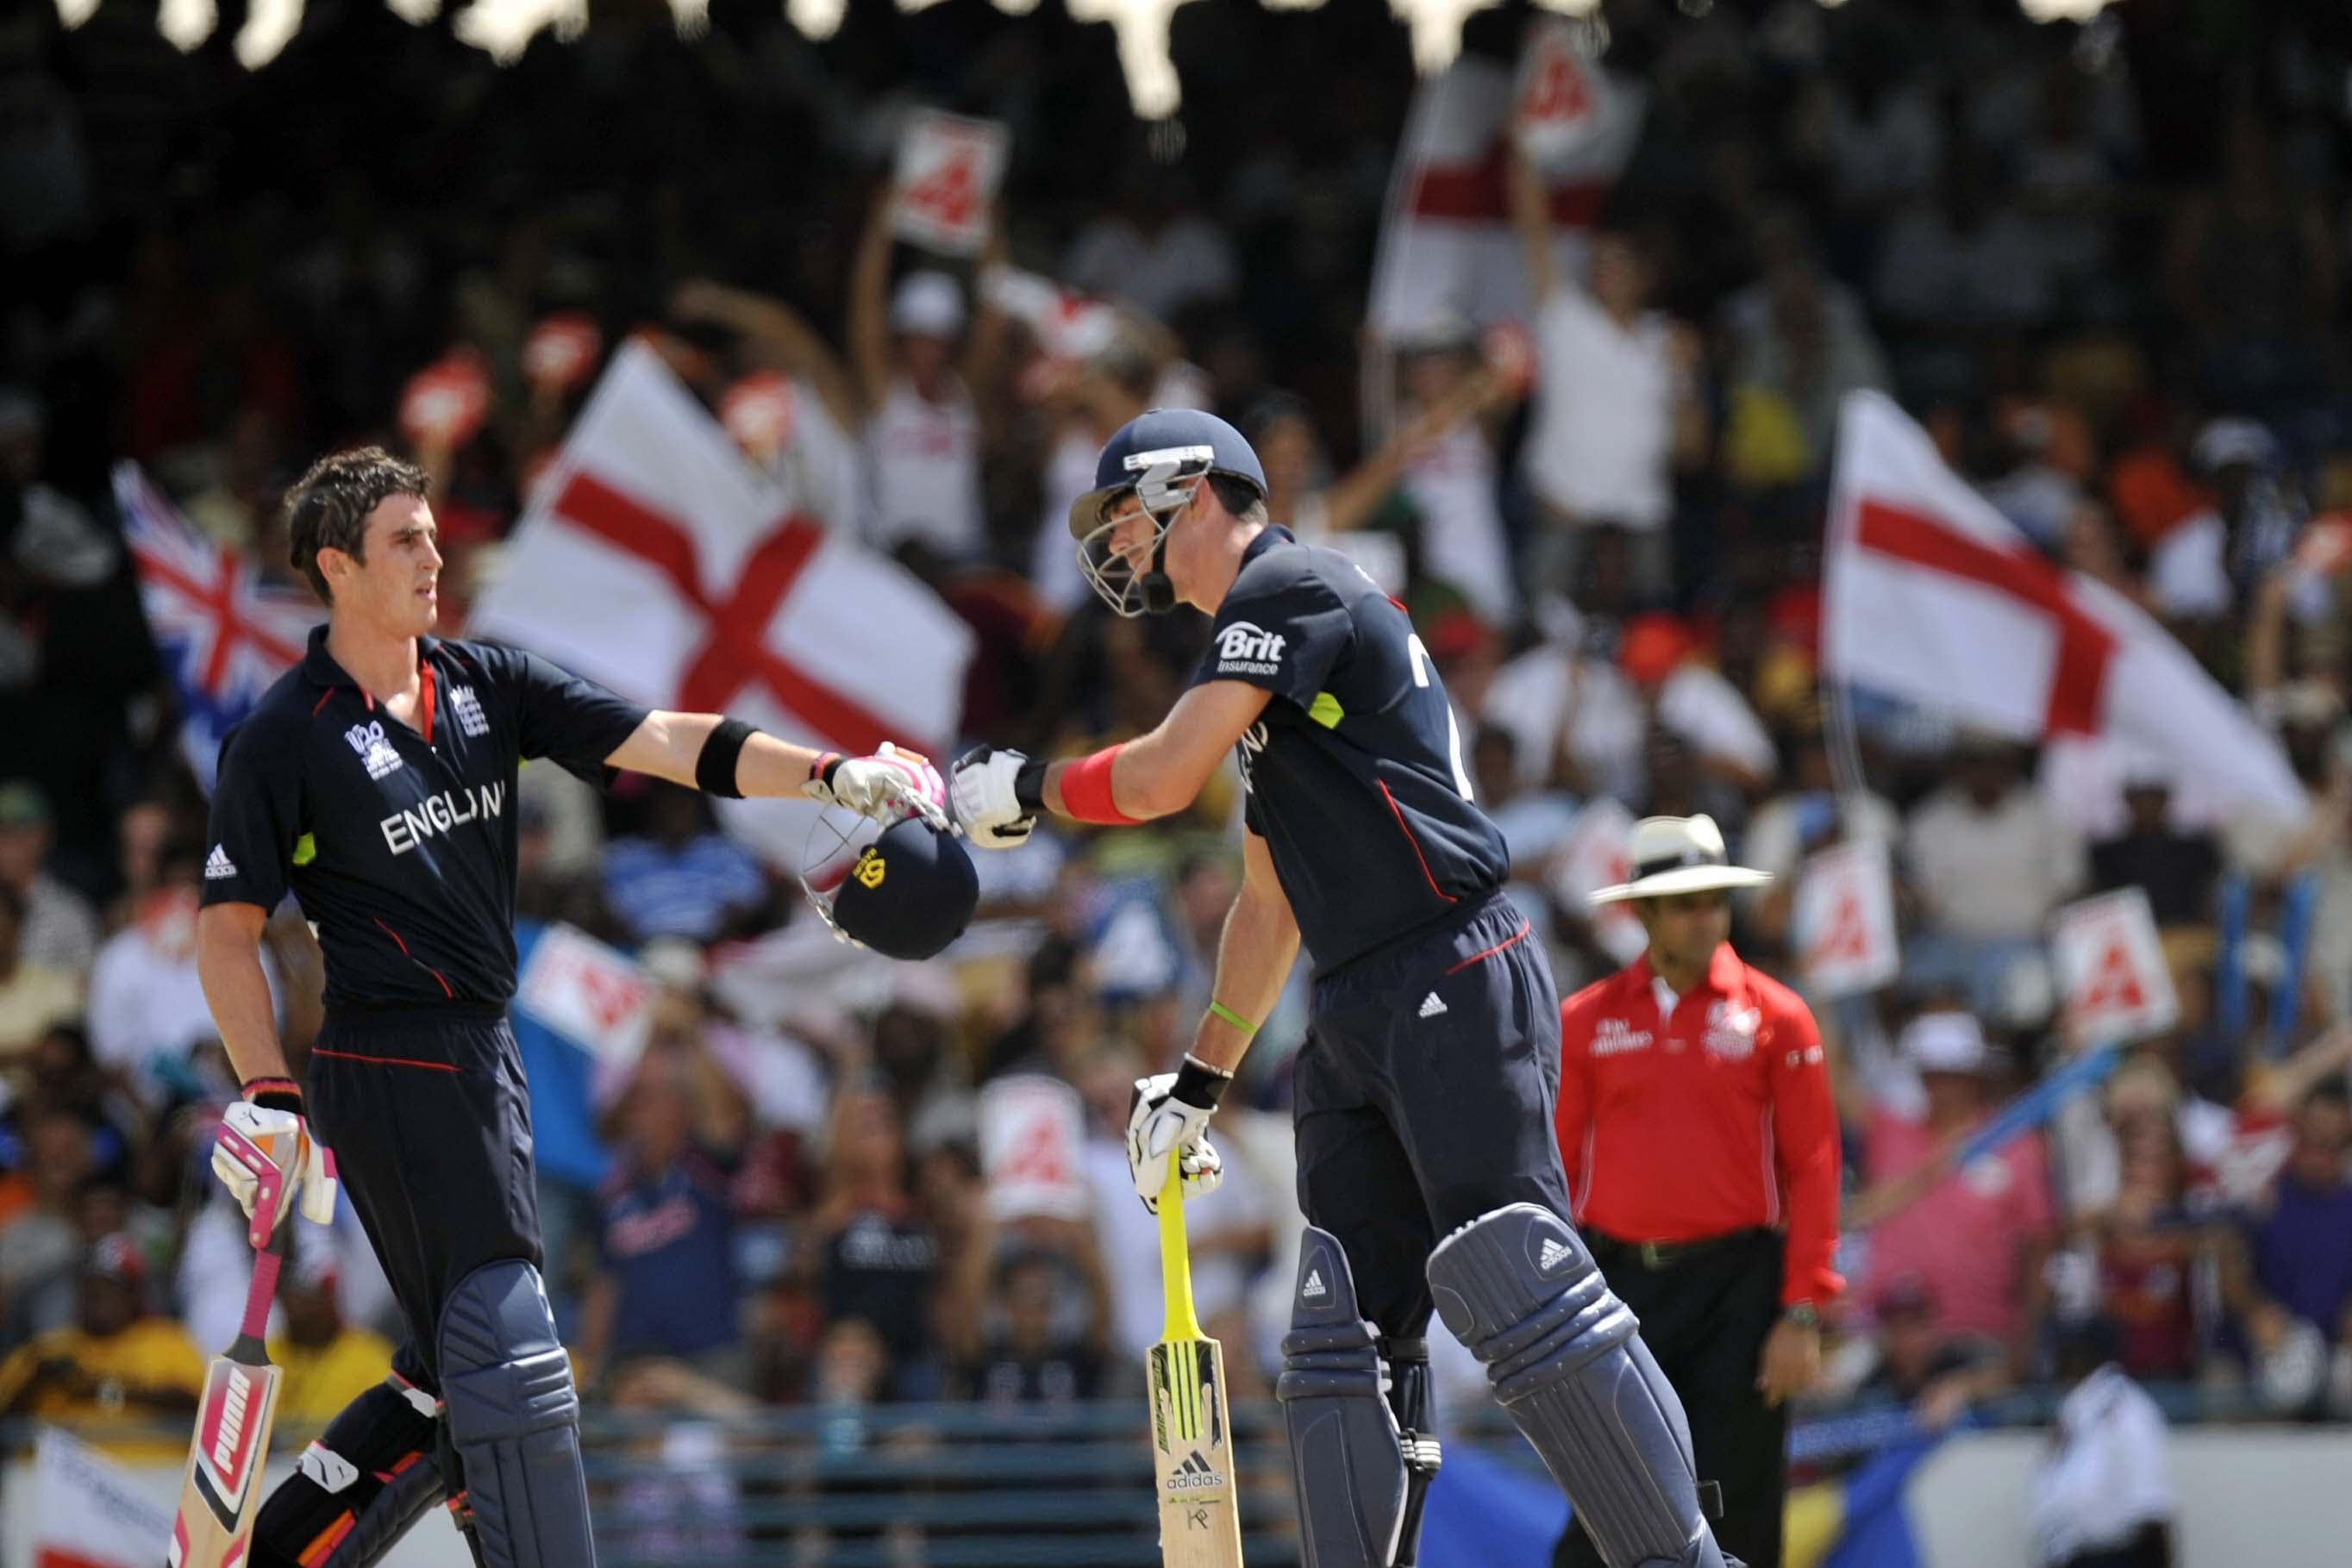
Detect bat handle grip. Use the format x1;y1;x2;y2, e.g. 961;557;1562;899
240;1218;291;1343
1157;1158;1203;1341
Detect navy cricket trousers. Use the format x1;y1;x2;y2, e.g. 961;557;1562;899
306;1003;546;1396
1293;893;1573;1340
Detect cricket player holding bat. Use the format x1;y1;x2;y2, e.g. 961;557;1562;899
953;409;1745;1568
191;447;960;1568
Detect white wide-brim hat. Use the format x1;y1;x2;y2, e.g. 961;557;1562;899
1589;814;1773;905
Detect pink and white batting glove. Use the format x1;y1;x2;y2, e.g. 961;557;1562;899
806;742;952;831
212;1090;338;1248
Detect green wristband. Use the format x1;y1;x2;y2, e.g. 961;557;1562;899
1207;1001;1257;1036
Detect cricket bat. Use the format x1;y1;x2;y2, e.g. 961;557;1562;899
1148;1160;1245;1567
169;1217;291;1568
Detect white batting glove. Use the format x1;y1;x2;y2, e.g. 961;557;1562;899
212;1099;337;1248
950;744;1042;850
806;742;950;831
1127;1059;1232;1213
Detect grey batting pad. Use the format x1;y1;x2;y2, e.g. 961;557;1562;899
437;1260;597;1568
1276;1225;1411;1568
1426;1206;1735;1568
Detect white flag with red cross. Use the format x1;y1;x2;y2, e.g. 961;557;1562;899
471;340;974;868
1824;391;2305;821
1365;36;1644;342
2050;889;2180;1045
1793;838;1900;999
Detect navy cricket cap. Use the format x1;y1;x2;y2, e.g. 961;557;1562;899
1066;408;1268;540
825;815;979;961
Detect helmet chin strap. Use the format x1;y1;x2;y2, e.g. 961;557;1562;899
1141;528;1177;615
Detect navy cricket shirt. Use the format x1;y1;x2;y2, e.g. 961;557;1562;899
201;628;649;1009
1191;527;1509;972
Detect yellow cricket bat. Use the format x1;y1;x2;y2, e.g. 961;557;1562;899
169;1221;290;1568
1148;1160;1245;1567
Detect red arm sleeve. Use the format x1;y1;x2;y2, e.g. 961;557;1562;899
1555;996;1596;1217
1768;993;1845;1306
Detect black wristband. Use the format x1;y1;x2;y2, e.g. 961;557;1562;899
1171;1055;1231;1111
695;717;760;798
243;1077;304;1115
1014;756;1048;814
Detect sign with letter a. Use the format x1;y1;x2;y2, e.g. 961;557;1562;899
892;109;1009;256
979;1074;1090;1222
2050;888;2179;1045
1793;838;1899;998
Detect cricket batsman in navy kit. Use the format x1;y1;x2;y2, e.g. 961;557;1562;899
949;409;1744;1568
196;447;966;1568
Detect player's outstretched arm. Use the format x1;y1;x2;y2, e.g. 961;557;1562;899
605;710;942;825
951;681;1271;846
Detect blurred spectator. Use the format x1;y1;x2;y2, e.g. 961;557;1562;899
600;783;767;945
0;1234;203;1458
2088;1112;2205;1384
579;1041;750;1389
2227;1084;2352;1367
1060;169;1238;325
804;1080;941;1399
2087;764;2220;928
1846;1274;1999;1430
849;187;1002;559
1861;1011;2056;1366
1386;317;1521;628
600;1357;752;1563
2148;419;2299;623
1512;140;1704;601
949;1243;1110;1410
1904;735;2086;1013
1742;711;1901;952
2161;109;2335;415
1722;215;1890;480
266;1238;396;1430
1871;141;2055;333
0;1107;91;1346
0;782;97;974
1617;613;1777;798
2030;1319;2175;1568
0;883;79;1068
86;842;236;1103
1481;599;1649;804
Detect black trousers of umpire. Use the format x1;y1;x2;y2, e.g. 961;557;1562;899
1552;1228;1789;1568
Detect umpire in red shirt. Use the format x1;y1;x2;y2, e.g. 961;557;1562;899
1554;815;1843;1568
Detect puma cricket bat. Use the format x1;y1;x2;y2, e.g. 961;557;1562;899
169;1219;291;1568
1148;1160;1246;1567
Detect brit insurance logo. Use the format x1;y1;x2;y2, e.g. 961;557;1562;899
448;684;491;739
345;720;403;781
1214;620;1286;676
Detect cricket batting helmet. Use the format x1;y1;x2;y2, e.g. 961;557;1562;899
1067;408;1267;617
799;756;979;961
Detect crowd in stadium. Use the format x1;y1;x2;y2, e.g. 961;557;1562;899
4;5;2352;1542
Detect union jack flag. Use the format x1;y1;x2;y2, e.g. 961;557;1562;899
116;463;322;791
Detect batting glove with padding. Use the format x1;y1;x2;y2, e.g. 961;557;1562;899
806;742;950;830
212;1096;338;1248
1126;1057;1231;1213
950;744;1046;849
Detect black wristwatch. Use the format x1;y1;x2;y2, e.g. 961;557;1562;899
1783;1301;1819;1329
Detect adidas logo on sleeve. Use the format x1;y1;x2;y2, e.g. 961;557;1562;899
1417;992;1447;1018
204;845;237;881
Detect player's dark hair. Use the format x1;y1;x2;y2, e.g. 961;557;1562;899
283;447;430;605
1207;472;1267;524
